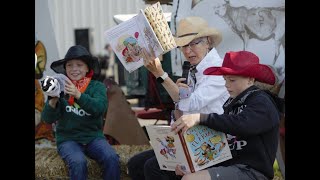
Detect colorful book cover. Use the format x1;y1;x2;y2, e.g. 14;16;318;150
104;2;176;73
183;125;232;172
146;125;191;172
146;125;232;173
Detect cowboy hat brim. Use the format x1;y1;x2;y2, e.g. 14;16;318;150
204;64;276;85
50;55;100;78
174;28;222;47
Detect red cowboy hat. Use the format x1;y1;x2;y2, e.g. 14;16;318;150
204;51;276;85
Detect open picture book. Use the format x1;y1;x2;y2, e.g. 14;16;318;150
145;125;232;173
104;2;176;73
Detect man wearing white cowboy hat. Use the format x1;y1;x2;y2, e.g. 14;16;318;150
41;45;120;180
171;50;283;179
128;16;229;180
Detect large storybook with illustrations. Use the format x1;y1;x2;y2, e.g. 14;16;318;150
104;2;176;73
145;125;232;173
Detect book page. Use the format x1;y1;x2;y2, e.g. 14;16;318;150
104;14;143;73
105;10;163;73
146;125;191;172
138;9;164;57
183;125;232;171
144;2;176;53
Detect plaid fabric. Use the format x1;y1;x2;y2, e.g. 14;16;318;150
190;65;198;84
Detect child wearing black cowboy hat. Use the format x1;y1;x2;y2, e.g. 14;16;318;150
41;45;120;180
171;50;283;180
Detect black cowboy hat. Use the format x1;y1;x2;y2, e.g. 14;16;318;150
50;45;100;78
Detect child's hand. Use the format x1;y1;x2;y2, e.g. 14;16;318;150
64;79;81;99
48;97;59;108
171;113;200;134
175;164;187;176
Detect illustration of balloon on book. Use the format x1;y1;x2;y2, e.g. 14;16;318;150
116;32;142;63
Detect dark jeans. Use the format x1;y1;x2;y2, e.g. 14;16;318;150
58;138;120;180
127;149;181;180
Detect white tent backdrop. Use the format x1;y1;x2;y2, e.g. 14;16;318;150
170;0;285;83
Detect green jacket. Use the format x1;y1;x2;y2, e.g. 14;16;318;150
41;80;107;146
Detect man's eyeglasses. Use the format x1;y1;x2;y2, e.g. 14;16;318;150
180;39;204;51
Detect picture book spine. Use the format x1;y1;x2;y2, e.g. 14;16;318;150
178;131;195;173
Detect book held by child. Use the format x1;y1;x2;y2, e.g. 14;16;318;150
145;125;232;173
104;2;176;73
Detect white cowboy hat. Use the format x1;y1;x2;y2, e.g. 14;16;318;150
174;16;222;47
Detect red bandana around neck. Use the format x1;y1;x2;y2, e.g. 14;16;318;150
68;70;93;105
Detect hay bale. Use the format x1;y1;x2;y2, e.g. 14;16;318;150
35;145;152;180
35;147;69;179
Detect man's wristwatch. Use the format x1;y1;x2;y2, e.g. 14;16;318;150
156;72;168;83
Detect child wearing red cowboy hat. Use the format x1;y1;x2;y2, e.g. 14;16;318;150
171;50;283;180
41;45;120;180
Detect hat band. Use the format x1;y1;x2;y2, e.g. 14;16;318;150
177;33;198;38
